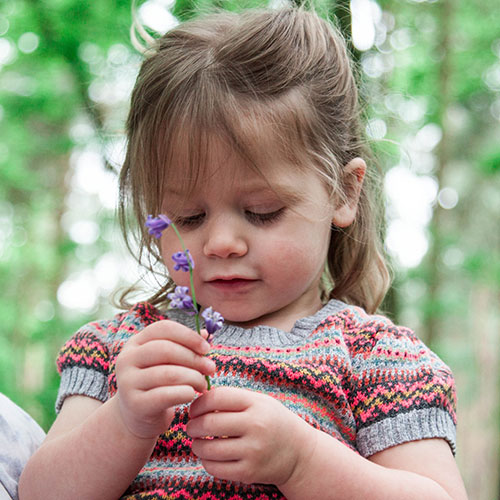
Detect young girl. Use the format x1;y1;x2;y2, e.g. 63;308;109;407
19;7;467;500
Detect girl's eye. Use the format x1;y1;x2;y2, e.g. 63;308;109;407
174;213;205;228
245;207;285;225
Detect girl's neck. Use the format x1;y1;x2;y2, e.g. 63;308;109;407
224;295;324;332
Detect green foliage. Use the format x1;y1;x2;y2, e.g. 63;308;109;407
479;147;500;175
0;0;134;429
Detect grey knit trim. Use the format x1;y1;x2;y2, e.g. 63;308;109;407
356;408;457;457
164;299;348;348
55;366;109;413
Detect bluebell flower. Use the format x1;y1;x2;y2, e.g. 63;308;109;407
167;286;194;311
172;250;195;272
145;214;220;390
201;307;224;335
145;214;171;238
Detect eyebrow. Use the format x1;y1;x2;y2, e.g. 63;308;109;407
244;184;305;205
165;183;305;204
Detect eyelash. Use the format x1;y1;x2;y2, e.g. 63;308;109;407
174;214;204;228
245;208;285;225
174;208;285;228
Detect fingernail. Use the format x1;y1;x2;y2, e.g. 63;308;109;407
203;357;216;371
200;340;211;354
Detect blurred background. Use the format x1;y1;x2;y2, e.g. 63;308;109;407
0;0;499;497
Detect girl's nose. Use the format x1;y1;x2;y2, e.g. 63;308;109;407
203;216;248;259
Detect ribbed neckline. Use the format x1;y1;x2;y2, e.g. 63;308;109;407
163;299;348;348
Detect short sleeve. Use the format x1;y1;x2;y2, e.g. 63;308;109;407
55;320;111;413
347;319;457;457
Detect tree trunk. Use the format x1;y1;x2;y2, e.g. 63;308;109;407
28;0;115;173
423;0;453;348
457;286;500;500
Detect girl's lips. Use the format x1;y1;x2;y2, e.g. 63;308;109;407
207;278;258;291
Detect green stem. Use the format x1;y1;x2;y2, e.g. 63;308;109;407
169;222;211;390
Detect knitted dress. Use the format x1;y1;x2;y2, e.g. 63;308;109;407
56;300;457;500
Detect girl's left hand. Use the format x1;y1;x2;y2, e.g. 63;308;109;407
186;386;316;486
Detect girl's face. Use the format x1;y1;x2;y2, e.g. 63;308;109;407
160;143;355;331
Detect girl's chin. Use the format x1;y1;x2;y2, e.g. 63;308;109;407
199;299;292;329
219;309;287;330
217;314;259;327
214;310;268;329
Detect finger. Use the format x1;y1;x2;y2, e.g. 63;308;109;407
141;385;199;410
133;339;216;374
135;364;211;393
200;459;246;483
191;436;241;461
189;387;252;418
187;411;243;438
136;320;211;355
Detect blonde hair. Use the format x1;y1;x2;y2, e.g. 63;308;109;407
119;7;390;314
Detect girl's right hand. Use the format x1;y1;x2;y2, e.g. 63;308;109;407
115;320;215;440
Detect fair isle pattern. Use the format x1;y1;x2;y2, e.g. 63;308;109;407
56;302;457;500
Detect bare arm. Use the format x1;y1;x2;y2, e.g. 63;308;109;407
279;430;468;500
19;395;157;500
19;321;216;500
187;387;468;500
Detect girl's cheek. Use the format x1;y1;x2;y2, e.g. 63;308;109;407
272;239;310;262
166;268;190;287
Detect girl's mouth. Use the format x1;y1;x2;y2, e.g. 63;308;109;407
207;278;258;291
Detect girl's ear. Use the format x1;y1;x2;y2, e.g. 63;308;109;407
331;157;366;228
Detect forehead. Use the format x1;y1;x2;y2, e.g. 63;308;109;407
162;123;309;199
154;88;316;194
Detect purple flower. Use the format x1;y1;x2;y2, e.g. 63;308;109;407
172;250;194;272
201;307;224;335
145;214;171;238
167;286;194;311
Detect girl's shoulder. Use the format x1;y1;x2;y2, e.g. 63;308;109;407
56;302;167;372
319;302;433;361
71;301;168;342
322;301;411;337
323;304;457;457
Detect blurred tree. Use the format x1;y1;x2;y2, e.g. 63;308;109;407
0;0;134;429
375;0;500;497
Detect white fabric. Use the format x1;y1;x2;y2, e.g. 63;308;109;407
0;394;45;500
